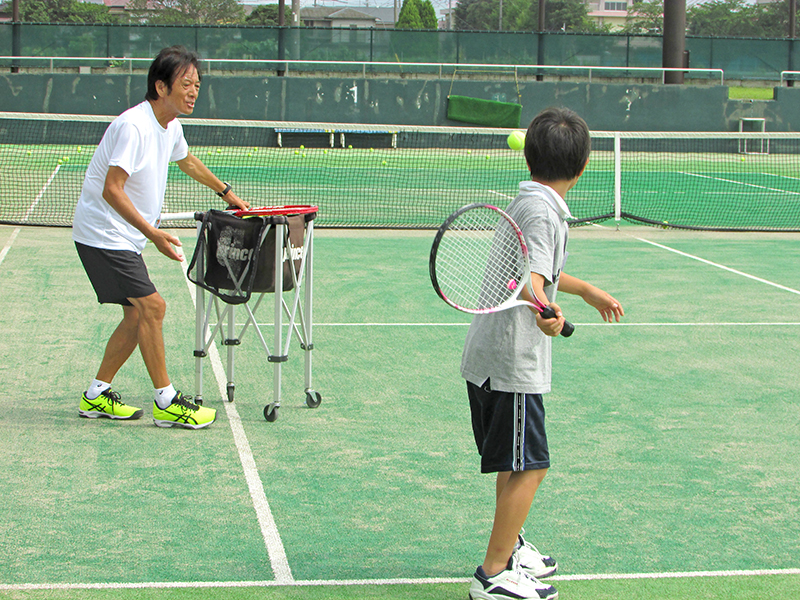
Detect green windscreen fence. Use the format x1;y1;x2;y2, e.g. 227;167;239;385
1;112;799;231
0;23;796;80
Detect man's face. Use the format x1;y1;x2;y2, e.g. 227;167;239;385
160;64;201;116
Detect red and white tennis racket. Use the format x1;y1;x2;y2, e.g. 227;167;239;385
429;203;574;337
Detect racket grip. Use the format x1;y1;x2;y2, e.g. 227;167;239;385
539;306;575;338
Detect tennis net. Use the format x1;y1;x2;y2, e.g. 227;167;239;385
1;112;799;231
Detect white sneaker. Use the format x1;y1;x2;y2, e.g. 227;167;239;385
469;553;558;600
516;530;558;579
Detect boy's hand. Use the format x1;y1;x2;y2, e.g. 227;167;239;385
535;301;565;337
582;286;624;322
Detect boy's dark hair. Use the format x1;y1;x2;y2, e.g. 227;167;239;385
145;46;202;101
524;107;591;182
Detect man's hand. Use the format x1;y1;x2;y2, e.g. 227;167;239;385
149;229;184;262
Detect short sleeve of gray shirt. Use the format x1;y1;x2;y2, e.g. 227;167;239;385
459;191;569;394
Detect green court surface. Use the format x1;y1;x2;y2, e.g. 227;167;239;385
1;223;799;600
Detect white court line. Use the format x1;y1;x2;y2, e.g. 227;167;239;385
682;171;800;196
179;260;295;585
2;567;799;591
0;164;63;265
0;227;21;267
590;222;800;297
632;236;800;296
24;164;62;221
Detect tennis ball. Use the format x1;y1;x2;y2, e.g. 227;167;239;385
57;159;63;165
741;156;746;161
300;145;305;149
467;150;472;154
382;160;387;165
507;130;526;151
294;150;299;155
661;221;669;229
348;145;353;149
323;149;328;154
485;154;491;160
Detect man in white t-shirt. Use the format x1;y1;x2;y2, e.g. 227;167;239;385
73;46;249;429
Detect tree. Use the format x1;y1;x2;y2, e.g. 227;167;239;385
621;0;663;34
453;0;595;32
245;4;291;26
513;0;597;32
126;0;245;25
687;0;799;38
418;0;438;29
396;0;424;29
19;0;117;23
452;0;494;30
686;0;762;36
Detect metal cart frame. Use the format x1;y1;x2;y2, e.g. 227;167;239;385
166;206;320;421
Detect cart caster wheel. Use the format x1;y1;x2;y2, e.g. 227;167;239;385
226;383;235;403
194;396;203;406
264;405;279;422
305;390;322;409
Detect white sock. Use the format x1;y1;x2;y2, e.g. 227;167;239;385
154;384;177;409
86;379;111;400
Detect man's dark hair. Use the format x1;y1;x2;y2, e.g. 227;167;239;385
145;46;202;101
524;107;591;182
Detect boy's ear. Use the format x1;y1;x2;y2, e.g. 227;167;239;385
577;157;589;177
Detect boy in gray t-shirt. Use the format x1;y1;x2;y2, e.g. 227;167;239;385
463;108;625;600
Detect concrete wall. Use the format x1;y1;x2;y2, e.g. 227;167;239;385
0;72;798;132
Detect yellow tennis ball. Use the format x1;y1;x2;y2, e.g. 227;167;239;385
507;130;526;151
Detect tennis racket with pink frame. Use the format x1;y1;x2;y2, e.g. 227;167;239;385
429;203;574;337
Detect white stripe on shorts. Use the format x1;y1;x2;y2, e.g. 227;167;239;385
513;393;525;471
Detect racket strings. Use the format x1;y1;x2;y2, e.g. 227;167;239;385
436;209;526;311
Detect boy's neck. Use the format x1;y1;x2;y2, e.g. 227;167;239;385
530;176;578;200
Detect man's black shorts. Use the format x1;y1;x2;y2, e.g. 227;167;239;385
75;242;157;306
467;379;550;473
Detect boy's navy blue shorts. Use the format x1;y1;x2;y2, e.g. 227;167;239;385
467;379;550;473
75;242;157;307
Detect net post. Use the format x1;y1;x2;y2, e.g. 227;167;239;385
614;132;622;227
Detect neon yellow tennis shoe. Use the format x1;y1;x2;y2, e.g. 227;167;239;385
153;391;216;429
79;388;143;420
